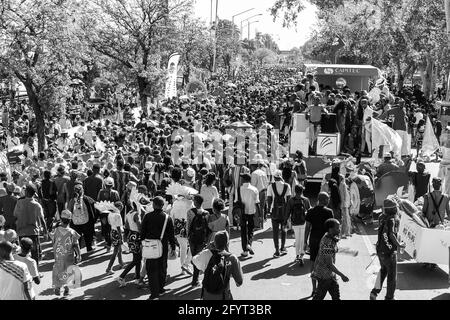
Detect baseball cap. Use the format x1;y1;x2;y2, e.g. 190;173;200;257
273;170;282;179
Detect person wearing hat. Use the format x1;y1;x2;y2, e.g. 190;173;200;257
97;177;121;252
422;177;450;229
67;183;97;253
267;170;292;258
49;209;82;297
192;230;243;300
370;197;405;300
375;152;399;179
13;185;47;267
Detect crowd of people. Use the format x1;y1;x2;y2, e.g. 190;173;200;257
0;64;448;301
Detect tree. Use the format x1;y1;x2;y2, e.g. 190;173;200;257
253;48;277;66
82;0;193;108
0;0;87;151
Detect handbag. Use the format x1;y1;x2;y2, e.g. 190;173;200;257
141;214;168;259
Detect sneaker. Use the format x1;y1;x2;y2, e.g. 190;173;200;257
370;292;377;300
116;277;126;288
63;286;70;297
273;251;280;258
54;288;61;296
241;251;249;257
295;255;300;262
106;269;114;275
280;248;287;255
247;246;255;255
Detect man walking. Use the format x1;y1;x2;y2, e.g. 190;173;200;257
285;184;310;266
239;173;260;257
267;170;291;258
422;178;450;228
251;160;269;227
312;219;349;300
305;192;334;297
14;185;47;266
370;198;405;300
141;196;176;300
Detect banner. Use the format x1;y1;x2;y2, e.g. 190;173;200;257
164;52;181;99
371;118;402;157
420;116;440;157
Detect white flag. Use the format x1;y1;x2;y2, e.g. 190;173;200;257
371;118;402;157
164;52;181;99
421;116;440;157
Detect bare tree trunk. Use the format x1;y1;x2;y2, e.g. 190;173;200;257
137;76;149;115
24;81;46;152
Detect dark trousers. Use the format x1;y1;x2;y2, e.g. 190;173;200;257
71;221;95;251
190;242;205;283
120;252;142;280
272;219;286;251
313;278;340;300
19;235;40;266
240;214;254;252
100;213;111;247
57;202;65;215
146;250;168;298
371;253;397;300
42;199;57;231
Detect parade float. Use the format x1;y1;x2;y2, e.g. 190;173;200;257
398;128;450;269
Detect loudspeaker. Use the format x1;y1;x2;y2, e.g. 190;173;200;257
320;113;339;134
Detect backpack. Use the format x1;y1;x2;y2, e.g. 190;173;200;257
72;200;89;225
271;183;288;220
202;251;228;299
189;208;208;245
290;197;306;226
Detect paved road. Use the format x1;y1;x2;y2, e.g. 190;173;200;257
33;161;450;300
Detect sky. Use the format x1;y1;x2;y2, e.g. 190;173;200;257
192;0;317;50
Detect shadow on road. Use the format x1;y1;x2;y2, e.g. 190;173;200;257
251;261;311;280
397;263;449;290
432;293;450;300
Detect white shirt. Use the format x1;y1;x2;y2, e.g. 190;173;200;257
200;185;219;210
108;211;123;230
238;183;260;215
0;260;32;300
251;169;269;193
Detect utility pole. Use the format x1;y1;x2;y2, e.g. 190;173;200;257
212;0;219;73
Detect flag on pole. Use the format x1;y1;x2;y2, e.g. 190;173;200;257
164;52;181;99
371;118;402;158
420;116;440;157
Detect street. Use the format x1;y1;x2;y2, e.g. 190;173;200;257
32;162;450;301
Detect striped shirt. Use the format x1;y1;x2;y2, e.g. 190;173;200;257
0;260;32;300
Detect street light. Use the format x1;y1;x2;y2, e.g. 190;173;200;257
232;8;254;39
247;20;259;40
240;14;262;40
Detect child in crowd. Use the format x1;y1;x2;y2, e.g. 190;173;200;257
106;202;124;275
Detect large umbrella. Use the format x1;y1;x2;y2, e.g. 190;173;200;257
228;121;253;129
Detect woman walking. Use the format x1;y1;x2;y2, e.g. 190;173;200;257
50;210;81;297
